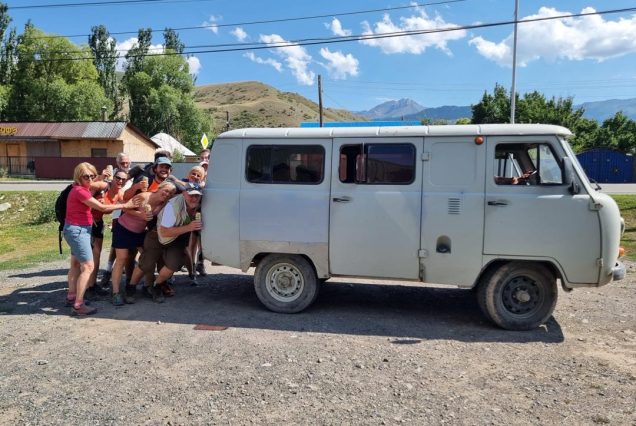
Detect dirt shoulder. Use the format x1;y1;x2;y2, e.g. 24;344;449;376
0;259;634;425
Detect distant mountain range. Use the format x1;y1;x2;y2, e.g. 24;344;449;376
357;97;636;123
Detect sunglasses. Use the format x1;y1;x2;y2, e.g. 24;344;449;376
81;174;96;180
114;176;127;182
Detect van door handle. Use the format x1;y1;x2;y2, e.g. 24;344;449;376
332;196;352;203
488;200;508;206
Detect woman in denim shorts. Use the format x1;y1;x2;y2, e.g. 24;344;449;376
63;162;138;316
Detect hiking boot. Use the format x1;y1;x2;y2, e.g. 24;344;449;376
99;271;112;287
112;293;125;306
142;285;153;299
71;303;97;316
124;285;136;304
152;285;165;303
196;262;207;277
65;298;90;307
91;285;110;297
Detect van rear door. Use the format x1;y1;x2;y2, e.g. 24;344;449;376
329;138;422;279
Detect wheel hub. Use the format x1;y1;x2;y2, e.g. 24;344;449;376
502;276;542;316
266;263;304;301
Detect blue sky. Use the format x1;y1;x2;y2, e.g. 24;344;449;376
7;0;636;111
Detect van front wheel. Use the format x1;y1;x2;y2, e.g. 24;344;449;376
254;254;319;313
477;262;557;330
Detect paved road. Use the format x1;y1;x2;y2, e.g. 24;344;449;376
0;181;71;191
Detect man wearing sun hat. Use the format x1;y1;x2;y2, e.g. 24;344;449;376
149;182;203;302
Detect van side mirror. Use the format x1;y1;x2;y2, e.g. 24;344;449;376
562;157;580;195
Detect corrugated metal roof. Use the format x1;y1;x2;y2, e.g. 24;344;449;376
0;122;128;139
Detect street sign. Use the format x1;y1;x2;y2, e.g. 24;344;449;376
200;133;209;149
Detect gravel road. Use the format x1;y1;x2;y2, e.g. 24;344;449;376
0;258;634;425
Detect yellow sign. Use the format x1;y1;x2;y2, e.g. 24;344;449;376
0;126;17;136
200;133;209;149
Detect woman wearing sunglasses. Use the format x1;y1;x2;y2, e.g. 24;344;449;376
64;162;139;316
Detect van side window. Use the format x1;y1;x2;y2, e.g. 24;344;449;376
246;145;324;184
339;143;415;185
494;143;563;185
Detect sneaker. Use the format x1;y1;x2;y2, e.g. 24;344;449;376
124;285;136;304
71;303;97;316
196;262;207;277
188;274;198;287
112;293;125;306
161;283;175;297
152;285;165;303
99;271;112;287
92;285;110;297
142;286;153;299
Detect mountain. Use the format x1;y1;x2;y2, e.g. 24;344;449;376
577;98;636;122
404;105;472;121
356;98;425;120
194;81;365;134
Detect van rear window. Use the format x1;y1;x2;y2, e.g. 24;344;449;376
246;145;324;184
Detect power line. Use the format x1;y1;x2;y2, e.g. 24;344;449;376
29;0;466;39
22;6;636;62
8;0;219;10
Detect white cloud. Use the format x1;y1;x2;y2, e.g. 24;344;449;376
470;7;636;67
115;37;163;71
187;56;202;75
260;33;315;85
231;27;248;42
203;15;221;34
326;18;352;36
319;48;359;79
360;9;466;54
244;52;282;72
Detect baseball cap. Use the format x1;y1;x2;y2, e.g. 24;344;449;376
155;157;172;167
185;182;202;196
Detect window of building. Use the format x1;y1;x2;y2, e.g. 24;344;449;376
246;145;324;184
494;143;563;185
339;143;415;185
91;148;107;158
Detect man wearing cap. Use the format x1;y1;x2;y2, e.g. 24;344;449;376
149;183;203;302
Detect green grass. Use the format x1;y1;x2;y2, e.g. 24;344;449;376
0;191;634;271
0;191;111;271
611;195;636;261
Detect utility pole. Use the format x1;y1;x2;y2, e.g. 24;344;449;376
510;0;519;124
318;74;323;127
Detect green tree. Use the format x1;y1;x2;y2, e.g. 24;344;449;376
590;112;636;152
123;51;211;151
88;25;120;118
163;28;184;54
5;25;112;120
471;84;510;123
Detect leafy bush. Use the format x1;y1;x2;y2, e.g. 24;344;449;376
30;195;57;225
0;168;7;178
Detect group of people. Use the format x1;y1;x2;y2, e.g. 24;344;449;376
62;149;211;316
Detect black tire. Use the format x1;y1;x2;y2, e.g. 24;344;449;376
477;262;557;330
254;254;319;314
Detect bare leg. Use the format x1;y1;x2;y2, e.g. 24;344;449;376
68;255;80;295
111;248;129;295
89;237;103;287
75;260;95;304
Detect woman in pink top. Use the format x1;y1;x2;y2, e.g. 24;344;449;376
64;162;138;316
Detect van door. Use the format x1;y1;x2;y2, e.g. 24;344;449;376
484;137;600;283
329;138;422;279
419;136;486;287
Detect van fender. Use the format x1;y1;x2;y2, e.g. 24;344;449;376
239;240;330;278
477;257;572;292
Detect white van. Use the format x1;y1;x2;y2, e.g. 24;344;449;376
200;124;625;330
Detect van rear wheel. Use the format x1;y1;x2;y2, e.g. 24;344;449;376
254;254;319;313
477;262;557;330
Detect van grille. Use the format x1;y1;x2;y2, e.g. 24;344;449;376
448;198;461;214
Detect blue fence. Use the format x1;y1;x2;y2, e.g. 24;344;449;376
577;148;634;183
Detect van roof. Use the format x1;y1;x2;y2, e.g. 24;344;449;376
217;124;572;139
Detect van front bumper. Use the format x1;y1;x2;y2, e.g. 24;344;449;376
612;261;626;281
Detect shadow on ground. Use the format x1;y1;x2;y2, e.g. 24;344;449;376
0;267;564;344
